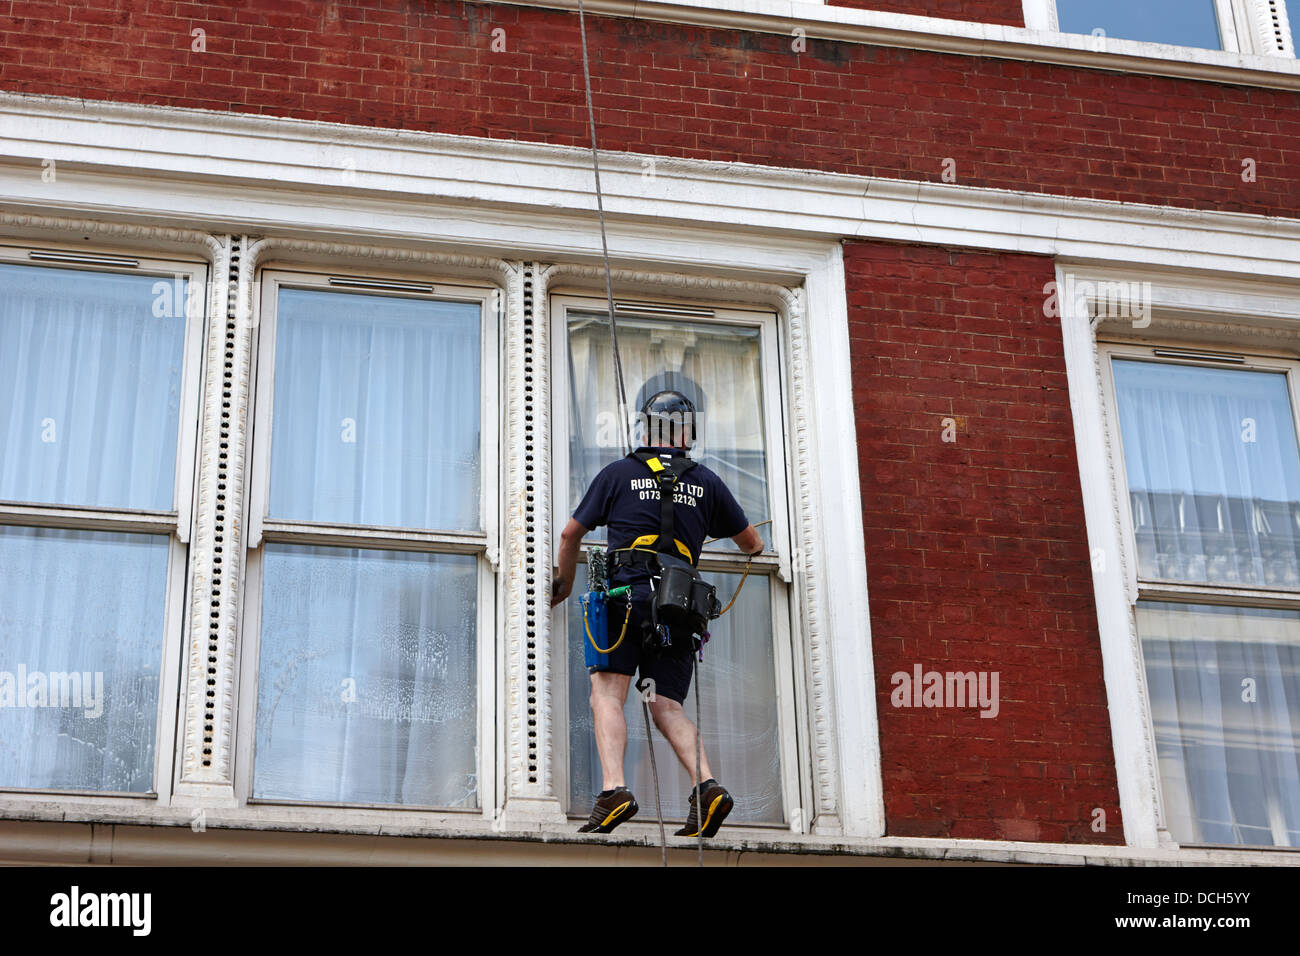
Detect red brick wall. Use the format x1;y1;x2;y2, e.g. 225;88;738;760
845;238;1123;843
827;0;1024;27
1;1;1295;217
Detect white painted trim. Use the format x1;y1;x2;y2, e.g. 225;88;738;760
1058;266;1163;848
1;811;1297;866
1022;0;1057;32
509;0;1300;86
4;95;1300;285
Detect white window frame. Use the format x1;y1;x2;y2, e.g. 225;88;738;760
1026;0;1295;55
1097;339;1300;849
1099;342;1300;610
234;266;500;816
0;240;207;804
548;291;809;831
1060;262;1300;848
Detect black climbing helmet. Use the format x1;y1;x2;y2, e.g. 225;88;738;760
641;389;698;448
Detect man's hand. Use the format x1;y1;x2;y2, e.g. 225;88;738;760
551;517;589;608
551;571;573;608
732;524;764;557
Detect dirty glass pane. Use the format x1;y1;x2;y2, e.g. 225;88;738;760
254;543;478;808
1139;601;1300;847
0;526;168;792
566;315;771;553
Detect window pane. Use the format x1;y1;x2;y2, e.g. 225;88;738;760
1113;360;1300;587
1057;0;1222;50
0;262;186;511
268;288;481;531
567;572;783;824
253;543;478;808
0;526;168;792
567;314;771;552
1138;602;1300;847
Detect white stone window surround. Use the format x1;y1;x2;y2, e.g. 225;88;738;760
547;291;807;829
1025;0;1295;56
0;237;212;807
1059;263;1300;849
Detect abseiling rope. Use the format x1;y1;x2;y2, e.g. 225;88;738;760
577;0;674;866
576;0;632;456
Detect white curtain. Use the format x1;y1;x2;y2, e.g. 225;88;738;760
1138;602;1300;847
0;262;184;510
1113;360;1300;588
268;288;480;531
253;288;482;808
565;315;784;822
0;527;168;792
565;316;771;552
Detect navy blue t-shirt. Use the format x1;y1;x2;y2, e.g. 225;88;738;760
572;446;749;569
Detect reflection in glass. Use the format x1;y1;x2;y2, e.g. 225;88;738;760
0;526;168;792
254;543;478;808
269;288;481;531
1139;602;1300;847
0;262;186;510
1056;0;1222;50
1113;360;1300;587
566;315;771;552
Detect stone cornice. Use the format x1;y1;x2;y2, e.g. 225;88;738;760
510;0;1300;91
3;93;1300;282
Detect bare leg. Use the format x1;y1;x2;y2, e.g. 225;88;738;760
648;694;714;784
589;671;632;790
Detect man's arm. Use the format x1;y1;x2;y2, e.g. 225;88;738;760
550;517;590;608
731;524;763;557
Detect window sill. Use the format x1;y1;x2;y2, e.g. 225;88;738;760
1;800;1295;866
511;0;1300;91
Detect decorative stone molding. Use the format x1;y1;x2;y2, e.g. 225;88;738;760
538;262;844;834
1254;0;1295;55
497;261;568;828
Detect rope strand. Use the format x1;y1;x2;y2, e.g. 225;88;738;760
576;0;631;454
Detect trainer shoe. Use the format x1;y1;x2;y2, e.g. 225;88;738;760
674;779;733;838
577;786;639;833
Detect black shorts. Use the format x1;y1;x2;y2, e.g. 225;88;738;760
587;579;697;704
